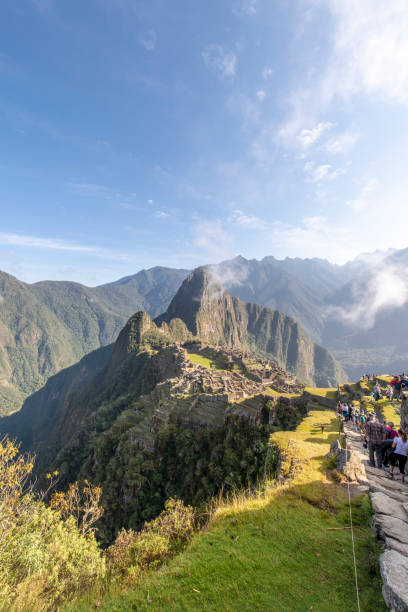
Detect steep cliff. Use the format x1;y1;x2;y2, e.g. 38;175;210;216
156;267;345;386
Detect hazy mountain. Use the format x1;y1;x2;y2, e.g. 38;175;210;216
0;267;188;415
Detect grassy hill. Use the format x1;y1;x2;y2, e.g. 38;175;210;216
67;407;385;612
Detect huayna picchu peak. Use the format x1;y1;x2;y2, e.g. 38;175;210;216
155;266;345;387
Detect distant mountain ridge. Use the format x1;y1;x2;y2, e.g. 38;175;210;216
0;267;188;415
1;247;406;416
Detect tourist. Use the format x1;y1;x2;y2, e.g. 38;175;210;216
342;402;349;421
381;422;398;468
372;383;382;401
386;384;393;400
359;411;366;432
388;430;408;483
366;415;387;468
394;376;402;400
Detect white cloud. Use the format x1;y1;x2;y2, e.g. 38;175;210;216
298;122;333;148
139;30;156;52
262;67;273;79
155;211;169;219
323;0;408;107
230;209;267;230
0;232;127;260
327;261;408;329
147;199;153;205
324;131;358;154
256;89;266;102
202;45;237;79
346;177;378;212
193;219;234;260
303;161;346;182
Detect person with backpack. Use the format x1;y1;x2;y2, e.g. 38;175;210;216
366;415;387;468
381;422;398;468
388;430;408;483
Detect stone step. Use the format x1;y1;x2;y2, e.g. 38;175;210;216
380;550;408;611
370;492;408;523
373;514;408;545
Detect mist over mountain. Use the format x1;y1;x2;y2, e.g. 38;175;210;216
1;247;407;418
156;267;344;386
0;269;329;542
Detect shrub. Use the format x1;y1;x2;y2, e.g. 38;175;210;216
107;498;195;580
144;498;195;547
0;436;105;611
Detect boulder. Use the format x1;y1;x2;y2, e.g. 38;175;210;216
373;515;408;545
385;537;408;557
327;439;342;458
370;492;408;523
380;549;408;611
337;449;367;483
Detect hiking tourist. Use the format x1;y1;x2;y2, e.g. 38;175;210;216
381;422;398;468
394;376;402;400
366;415;387;468
388;430;408;483
372;382;382;401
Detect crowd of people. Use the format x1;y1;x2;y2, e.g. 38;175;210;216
362;374;408;401
337;399;408;484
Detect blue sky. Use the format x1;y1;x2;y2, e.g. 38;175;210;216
1;0;408;285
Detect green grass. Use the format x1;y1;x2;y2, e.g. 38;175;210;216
305;386;337;399
68;409;385;612
266;387;300;398
187;352;220;369
376;375;393;385
374;398;401;426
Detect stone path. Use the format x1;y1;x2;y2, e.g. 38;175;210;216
344;422;408;611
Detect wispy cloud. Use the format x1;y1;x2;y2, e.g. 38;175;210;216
324;130;358;154
256;90;266;102
230;209;267;230
303;161;346;182
346;177;378;212
323;0;408;107
298;122;333;148
193;219;234;260
155;211;169;219
262;67;273;80
139;29;156;51
0;232;127;260
202;45;237;79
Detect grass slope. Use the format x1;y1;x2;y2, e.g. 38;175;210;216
70;409;385;611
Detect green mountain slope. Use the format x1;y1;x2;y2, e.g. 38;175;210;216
0;267;188;415
0;303;309;544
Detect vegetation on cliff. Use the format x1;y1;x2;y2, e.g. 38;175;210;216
0;267;187;415
66;408;385;612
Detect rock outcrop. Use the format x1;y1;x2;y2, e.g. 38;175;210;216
155;267;345;386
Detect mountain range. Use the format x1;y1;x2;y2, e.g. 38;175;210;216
1;247;407;416
0;267;187;415
0;268;319;541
